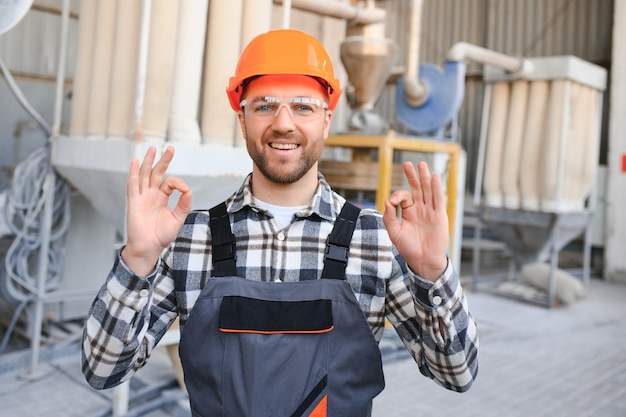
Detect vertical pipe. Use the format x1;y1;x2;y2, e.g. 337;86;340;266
282;0;292;28
168;0;209;144
142;0;179;142
26;173;55;379
69;0;97;136
404;0;427;106
86;0;117;137
201;0;244;145
133;0;153;141
107;0;142;139
112;381;130;416
52;0;70;139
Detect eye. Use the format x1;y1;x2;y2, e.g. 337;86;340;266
292;103;315;114
253;103;277;113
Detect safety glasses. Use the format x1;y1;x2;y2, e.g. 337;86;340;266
240;96;328;120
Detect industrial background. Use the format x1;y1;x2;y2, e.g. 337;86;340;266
0;0;624;414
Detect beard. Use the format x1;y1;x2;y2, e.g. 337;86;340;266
246;133;324;185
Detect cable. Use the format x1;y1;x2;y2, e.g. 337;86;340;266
0;54;52;138
0;37;71;360
1;145;71;305
0;296;32;356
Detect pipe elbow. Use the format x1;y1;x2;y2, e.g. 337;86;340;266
403;78;429;107
446;41;474;62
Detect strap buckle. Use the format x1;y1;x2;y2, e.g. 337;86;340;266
324;243;349;263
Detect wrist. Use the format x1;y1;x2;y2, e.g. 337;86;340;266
120;246;160;277
409;257;448;282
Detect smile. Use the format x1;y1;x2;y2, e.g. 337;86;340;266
270;143;299;150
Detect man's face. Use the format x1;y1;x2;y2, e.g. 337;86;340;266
238;75;333;185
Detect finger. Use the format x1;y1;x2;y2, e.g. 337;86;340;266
127;158;140;202
431;172;445;211
387;189;413;210
160;177;193;221
402;161;424;203
159;176;189;197
150;146;175;188
382;200;400;238
138;147;157;193
417;162;433;206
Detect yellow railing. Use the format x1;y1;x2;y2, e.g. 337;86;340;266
325;130;461;261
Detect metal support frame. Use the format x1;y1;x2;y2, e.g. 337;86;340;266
325;130;461;264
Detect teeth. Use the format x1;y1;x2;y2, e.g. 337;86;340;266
270;143;298;150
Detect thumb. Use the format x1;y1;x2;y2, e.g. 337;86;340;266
382;200;400;237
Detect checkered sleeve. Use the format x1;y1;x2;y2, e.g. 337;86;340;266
386;254;479;392
81;249;178;390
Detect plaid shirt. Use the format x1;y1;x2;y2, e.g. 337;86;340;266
82;173;478;392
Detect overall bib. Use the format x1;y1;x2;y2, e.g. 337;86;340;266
178;202;385;417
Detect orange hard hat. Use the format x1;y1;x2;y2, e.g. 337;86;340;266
227;29;342;111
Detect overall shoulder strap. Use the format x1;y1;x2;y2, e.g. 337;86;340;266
321;201;361;280
209;202;236;277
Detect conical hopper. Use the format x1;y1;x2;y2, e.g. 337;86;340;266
340;36;395;110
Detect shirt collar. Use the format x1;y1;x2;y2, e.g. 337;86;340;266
227;172;338;221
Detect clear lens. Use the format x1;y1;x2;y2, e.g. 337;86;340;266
240;96;328;120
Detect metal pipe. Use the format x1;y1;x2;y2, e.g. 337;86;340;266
281;0;291;28
447;41;533;75
133;0;153;141
273;0;385;25
404;0;428;106
51;0;70;138
25;172;55;380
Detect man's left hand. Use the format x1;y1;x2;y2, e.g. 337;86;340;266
382;161;449;282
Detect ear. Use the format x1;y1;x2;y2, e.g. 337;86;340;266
323;110;333;139
237;111;247;138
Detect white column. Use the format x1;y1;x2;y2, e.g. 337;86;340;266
605;0;626;282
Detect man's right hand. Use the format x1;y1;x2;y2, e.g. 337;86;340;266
121;146;192;277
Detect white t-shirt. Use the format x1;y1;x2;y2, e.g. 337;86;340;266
253;198;306;229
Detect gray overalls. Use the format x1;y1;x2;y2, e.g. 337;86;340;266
178;202;385;417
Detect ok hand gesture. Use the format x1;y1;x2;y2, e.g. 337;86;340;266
122;146;192;277
382;161;449;282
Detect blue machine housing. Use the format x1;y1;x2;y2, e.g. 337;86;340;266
395;61;466;134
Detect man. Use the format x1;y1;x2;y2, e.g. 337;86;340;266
82;29;478;416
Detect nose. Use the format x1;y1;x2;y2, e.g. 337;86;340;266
273;103;293;118
271;104;296;131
